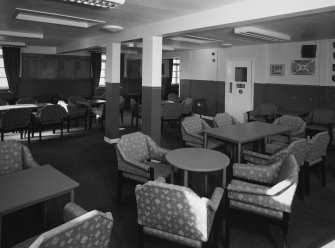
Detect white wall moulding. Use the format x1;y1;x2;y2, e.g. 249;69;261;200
234;26;291;42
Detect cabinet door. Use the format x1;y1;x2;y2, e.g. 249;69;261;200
22;54;41;78
59;57;75;79
75;57;91;79
41;56;58;79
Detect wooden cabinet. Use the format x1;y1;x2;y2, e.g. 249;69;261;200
75;57;91;79
22;54;41;78
59;57;75;79
41;56;58;79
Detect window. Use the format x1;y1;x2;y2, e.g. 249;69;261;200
99;54;106;87
171;58;180;84
0;48;8;89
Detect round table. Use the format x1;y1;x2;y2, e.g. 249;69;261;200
165;148;230;195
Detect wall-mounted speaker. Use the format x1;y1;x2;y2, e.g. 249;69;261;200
301;45;317;58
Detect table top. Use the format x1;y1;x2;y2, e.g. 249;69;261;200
166;148;230;172
77;100;106;106
0;103;50;112
204;121;292;144
0;165;79;214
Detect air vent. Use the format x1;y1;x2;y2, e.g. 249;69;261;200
169;35;222;44
234;26;290;42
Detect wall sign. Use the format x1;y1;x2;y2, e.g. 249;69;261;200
291;60;315;75
270;64;285;76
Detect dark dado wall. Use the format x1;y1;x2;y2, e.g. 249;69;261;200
254;83;335;111
180;79;225;117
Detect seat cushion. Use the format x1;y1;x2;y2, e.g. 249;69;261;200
270;134;289;144
307;124;329;132
145;161;171;179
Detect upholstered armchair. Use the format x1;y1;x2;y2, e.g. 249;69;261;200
0;140;39;176
130;99;142;129
0;108;32;143
31;104;68;141
116;132;171;202
247;103;278;123
58;100;88;132
179;97;193;117
135;177;224;248
15;97;36;104
181;116;223;149
12;202;114;248
270;115;306;143
167;92;183;103
305;108;335;139
161;102;181;130
226;154;299;248
213;112;239;127
303;131;329;196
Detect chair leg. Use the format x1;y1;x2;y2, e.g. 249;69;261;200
298;169;304;200
20;130;23;139
321;155;326;187
84;115;88;130
60;121;63;139
27;125;30;144
1;131;3;141
224;192;230;248
136;117;139;129
283;213;290;248
39;126;42;141
304;162;311;196
120;110;124;124
67;118;70;133
117;170;123;204
137;225;144;248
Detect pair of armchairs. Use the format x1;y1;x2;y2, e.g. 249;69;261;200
226;154;299;248
247;103;278;123
181;116;223;149
0;140;39;176
12;203;113;248
135;177;224;248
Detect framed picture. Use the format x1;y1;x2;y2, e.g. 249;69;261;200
270;64;285;76
291;60;315;75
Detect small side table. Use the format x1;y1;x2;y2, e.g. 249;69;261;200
166;148;230;195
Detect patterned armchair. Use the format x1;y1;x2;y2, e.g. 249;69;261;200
181;116;223;149
15;97;36;104
305;108;335;140
247;103;278;123
12;202;113;248
270;115;306;144
135;177;224;248
116;132;171;202
180;97;193;116
161;102;181;130
226;154;299;248
130;99;142;129
213;112;239;127
0;108;32;142
303;131;329;196
31;104;68;141
58;100;88;132
0;140;39;176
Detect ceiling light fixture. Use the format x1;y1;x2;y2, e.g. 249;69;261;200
15;8;105;28
0;30;43;39
169;35;222;44
55;0;125;9
125;42;174;51
0;41;26;47
102;25;124;32
234;26;290;42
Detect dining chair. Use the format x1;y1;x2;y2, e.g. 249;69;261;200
161;102;181;130
130;99;142;129
247;103;278;123
213;112;239;127
116;132;171;203
11;202;113;248
0;140;39;176
226;154;298;248
90;103;105;131
0;108;32;143
135;177;224;248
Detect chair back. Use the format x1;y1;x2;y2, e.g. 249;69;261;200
30;210;113;248
135;180;209;241
259;103;278;116
0;140;25;175
0;99;8;106
312;109;335;125
0;108;31;129
161;102;181;119
180;98;193;115
117;132;150;162
37;105;67;123
67;95;86;105
276;115;305;133
181;116;208;134
306;131;329;162
119;96;125;109
16;97;35;104
275;154;299;185
130;99;142;115
167;93;181;102
213;113;234;127
286;138;307;166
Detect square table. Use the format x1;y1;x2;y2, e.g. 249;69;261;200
203;121;292;163
0;165;79;248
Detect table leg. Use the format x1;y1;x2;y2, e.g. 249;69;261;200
0;214;2;248
43;202;48;230
170;167;174;184
222;168;227;188
70;190;75;202
204;173;208;196
203;133;208;148
184;170;189;187
237;143;242;163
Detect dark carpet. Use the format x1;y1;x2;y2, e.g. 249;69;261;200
3;116;335;248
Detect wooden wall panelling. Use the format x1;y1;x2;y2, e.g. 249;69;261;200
320;86;335;110
22;54;41;78
59;56;75;79
216;82;225;113
75;57;91;79
180;79;190;98
253;83;265;108
40;55;58;79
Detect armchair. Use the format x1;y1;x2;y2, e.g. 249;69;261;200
130;99;142;129
304;131;329;196
167;92;183;103
67;95;87;108
226;154;299;248
181;116;223;149
247;103;278;123
116;132;171;202
213;112;239;127
180;97;193;117
31;105;68;141
0;108;32;143
0;140;39;176
12;202;113;248
161;102;181;130
135;177;224;248
305;108;335;140
58;100;88;132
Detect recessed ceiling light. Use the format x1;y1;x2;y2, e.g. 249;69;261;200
221;43;233;47
102;25;124;32
0;41;26;47
0;30;43;39
47;0;125;9
15;8;105;28
169;35;222;44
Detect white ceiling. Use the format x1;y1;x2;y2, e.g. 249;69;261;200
0;0;335;50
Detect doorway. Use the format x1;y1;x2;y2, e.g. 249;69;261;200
226;59;253;123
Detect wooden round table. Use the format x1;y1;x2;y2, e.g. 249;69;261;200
165;148;230;195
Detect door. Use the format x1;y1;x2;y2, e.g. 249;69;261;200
226;60;253;123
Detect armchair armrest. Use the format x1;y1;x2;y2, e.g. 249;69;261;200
304;111;313;124
233;162;279;184
207;187;224;212
146;136;170;161
154;177;166;183
22;146;40;169
243;150;272;165
63;202;88;222
116;145;151;172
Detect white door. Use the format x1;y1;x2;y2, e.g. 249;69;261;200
226;60;253;123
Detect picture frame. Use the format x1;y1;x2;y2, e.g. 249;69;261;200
291;60;315;75
270;64;285;76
